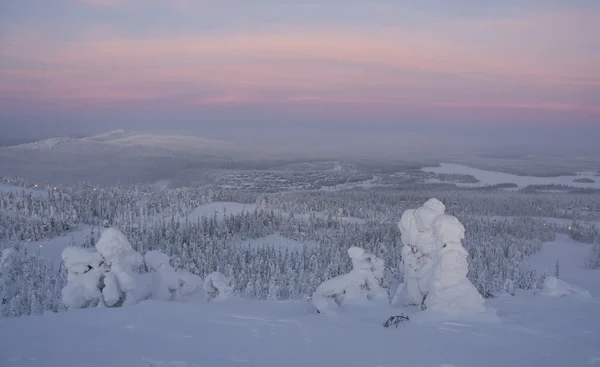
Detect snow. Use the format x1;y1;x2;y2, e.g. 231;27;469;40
395;199;486;315
24;225;93;268
95;227;143;272
541;276;591;298
1;295;600;367
422;163;600;189
61;246;102;280
204;272;234;302
144;250;203;302
0;183;46;198
312;247;387;313
525;233;600;296
236;233;312;250
182;202;256;223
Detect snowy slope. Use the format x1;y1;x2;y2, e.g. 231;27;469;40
525;233;600;296
4;130;236;157
1;295;599;367
22;226;93;268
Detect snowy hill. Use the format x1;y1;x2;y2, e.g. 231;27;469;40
5;130;235;156
0;131;243;184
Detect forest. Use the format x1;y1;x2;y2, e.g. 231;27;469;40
1;175;600;318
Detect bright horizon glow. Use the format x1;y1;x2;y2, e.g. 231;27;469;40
0;0;599;139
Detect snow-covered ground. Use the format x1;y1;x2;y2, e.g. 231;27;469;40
525;233;600;296
22;225;92;268
1;294;599;367
0;183;47;198
422;163;600;189
234;233;315;250
182;202;257;224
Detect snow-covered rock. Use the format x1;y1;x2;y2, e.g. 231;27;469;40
395;199;486;315
541;276;591;298
312;247;387;314
204;272;234;302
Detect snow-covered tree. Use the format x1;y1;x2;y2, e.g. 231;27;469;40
312;247;387;313
144;250;203;302
203;272;234;302
62;227;143;309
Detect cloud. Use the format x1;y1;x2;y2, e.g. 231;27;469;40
0;9;598;120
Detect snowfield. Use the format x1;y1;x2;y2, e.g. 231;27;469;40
1;295;599;367
422;163;600;189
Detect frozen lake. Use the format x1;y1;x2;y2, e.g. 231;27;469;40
422;163;600;189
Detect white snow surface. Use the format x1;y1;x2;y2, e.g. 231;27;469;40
182;202;257;223
1;294;600;367
23;225;93;268
525;233;600;296
422;162;600;188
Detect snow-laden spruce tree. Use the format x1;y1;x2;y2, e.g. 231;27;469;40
203;272;234;302
312;246;387;313
393;198;445;307
394;199;486;315
144;250;203;302
62;227;143;309
424;214;485;314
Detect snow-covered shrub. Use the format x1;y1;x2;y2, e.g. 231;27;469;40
144;250;203;302
203;272;234;302
62;227;144;309
312;247;387;313
541;276;591;298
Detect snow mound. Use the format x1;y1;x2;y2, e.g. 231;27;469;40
312;247;387;314
204;272;234;302
541;276;591;298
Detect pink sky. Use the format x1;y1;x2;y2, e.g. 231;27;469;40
1;0;599;134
